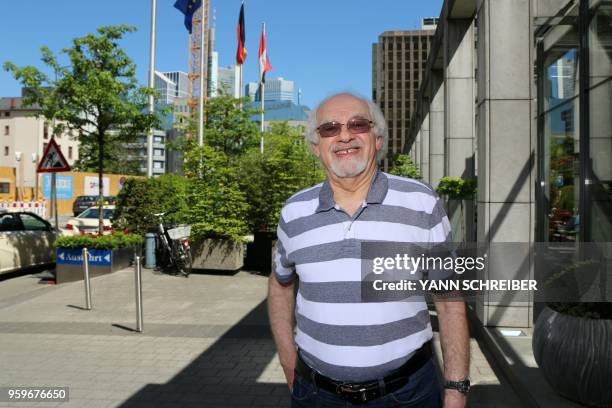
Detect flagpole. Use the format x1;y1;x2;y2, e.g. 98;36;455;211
147;0;157;177
198;4;205;146
260;22;265;153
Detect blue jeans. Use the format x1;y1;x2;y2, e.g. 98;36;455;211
291;359;442;407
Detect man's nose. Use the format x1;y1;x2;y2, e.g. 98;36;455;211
338;124;353;141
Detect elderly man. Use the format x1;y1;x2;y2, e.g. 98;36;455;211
268;93;469;407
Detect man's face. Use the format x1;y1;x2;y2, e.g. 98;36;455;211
312;95;382;179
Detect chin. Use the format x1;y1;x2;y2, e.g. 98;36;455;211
330;160;368;178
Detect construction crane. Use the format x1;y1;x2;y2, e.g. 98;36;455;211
187;0;211;119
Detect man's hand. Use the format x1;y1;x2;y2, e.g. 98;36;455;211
444;389;467;408
267;274;297;389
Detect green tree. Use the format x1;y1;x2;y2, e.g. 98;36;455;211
4;25;160;233
183;143;249;241
240;122;325;231
388;153;421;179
182;95;260;155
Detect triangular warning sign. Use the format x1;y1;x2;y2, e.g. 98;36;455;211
37;137;71;173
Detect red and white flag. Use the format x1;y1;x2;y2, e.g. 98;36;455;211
259;26;272;84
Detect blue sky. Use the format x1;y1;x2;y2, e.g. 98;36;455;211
0;0;442;109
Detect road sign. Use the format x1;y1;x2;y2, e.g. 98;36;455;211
37;138;71;173
56;248;112;266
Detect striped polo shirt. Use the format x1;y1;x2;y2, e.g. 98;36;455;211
274;170;451;381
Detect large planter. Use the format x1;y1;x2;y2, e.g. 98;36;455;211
244;231;276;273
55;246;136;284
533;306;612;407
191;238;244;271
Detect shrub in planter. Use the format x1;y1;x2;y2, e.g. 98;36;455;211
183;144;250;270
54;232;144;284
436;177;477;241
114;174;189;235
388;154;421;179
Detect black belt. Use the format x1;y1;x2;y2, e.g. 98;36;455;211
295;341;432;404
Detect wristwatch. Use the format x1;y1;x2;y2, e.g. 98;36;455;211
444;379;470;395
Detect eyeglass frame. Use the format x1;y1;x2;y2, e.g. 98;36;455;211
315;117;376;138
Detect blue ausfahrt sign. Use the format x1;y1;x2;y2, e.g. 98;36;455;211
56;248;112;266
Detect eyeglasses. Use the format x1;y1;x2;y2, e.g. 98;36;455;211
316;118;374;138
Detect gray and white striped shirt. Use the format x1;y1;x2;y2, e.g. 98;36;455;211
274;170;451;381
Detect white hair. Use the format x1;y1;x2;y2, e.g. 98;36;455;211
304;92;388;163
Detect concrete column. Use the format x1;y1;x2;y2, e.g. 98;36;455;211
444;19;476;180
429;70;445;189
475;0;536;327
420;111;431;183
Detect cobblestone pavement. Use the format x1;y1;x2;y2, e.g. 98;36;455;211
0;268;524;407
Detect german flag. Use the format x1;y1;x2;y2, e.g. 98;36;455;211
236;2;247;65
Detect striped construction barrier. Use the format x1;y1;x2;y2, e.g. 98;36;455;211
0;201;47;218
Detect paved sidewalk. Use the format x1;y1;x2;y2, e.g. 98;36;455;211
0;267;523;407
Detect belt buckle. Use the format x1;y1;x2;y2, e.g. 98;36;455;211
337;383;368;403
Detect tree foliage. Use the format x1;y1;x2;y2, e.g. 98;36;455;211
4;25;161;233
239;122;325;231
114;174;190;235
183;143;250;241
388;153;421;179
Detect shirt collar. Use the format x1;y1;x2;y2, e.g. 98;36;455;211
315;170;388;212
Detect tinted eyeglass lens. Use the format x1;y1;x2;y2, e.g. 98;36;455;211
318;122;342;138
347;118;372;134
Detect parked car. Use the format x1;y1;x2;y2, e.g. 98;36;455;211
72;195;116;216
62;205;116;236
0;210;57;275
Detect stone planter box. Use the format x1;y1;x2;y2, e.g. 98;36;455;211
55;246;136;284
191;239;244;271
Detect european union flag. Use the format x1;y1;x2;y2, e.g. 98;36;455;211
174;0;202;34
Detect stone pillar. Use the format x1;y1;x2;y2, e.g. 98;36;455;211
420;111;431;183
475;0;536;327
429;70;445;189
444;19;476;180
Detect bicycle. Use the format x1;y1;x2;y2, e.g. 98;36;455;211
152;212;193;277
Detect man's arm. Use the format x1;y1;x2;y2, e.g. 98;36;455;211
268;274;297;388
434;299;470;408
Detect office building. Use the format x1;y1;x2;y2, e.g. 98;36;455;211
0;95;79;201
246;77;294;103
154;71;188;105
216;65;240;98
406;0;611;331
372;19;436;167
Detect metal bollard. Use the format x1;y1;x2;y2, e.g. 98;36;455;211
145;233;156;269
82;248;92;310
134;256;143;333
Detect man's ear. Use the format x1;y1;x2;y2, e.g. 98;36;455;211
375;135;383;151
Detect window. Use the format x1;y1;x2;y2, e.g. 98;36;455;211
68;146;73;159
43;143;48;152
154;136;164;143
19;213;48;231
4;111;9;117
43;125;49;139
4;125;9;135
154;148;164;157
4;146;8;156
153;161;163;169
0;182;9;193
